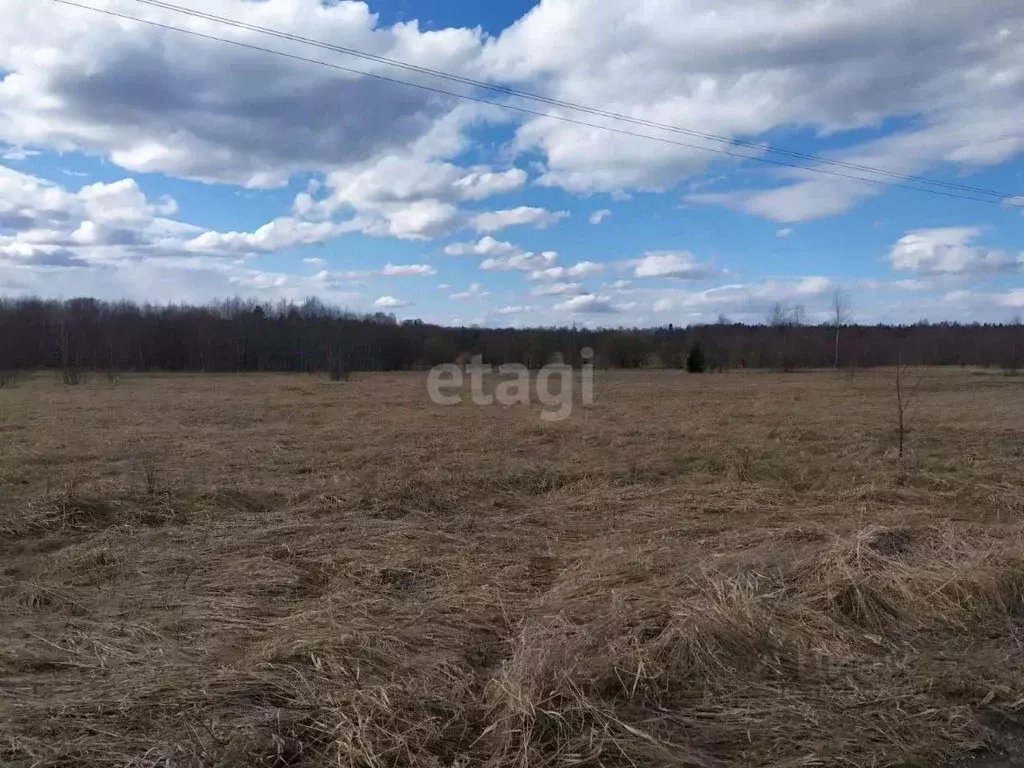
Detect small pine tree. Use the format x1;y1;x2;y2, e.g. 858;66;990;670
686;343;706;373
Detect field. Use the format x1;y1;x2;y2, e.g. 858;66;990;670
2;369;1024;767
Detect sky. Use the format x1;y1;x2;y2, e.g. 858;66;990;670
2;0;1024;327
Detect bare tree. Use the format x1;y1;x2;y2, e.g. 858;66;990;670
831;289;853;370
767;302;806;328
894;354;925;460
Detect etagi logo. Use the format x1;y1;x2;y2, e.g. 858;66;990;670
427;348;595;422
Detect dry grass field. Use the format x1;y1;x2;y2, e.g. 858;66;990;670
2;369;1024;767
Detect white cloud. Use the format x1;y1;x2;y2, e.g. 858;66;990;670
480;250;559;272
317;156;528;240
303;257;325;266
481;0;1024;213
497;304;532;315
888;227;1024;275
374;295;410;308
1;146;40;161
0;246;363;306
633;250;719;279
555;294;619;314
380;263;437;276
449;282;489;299
776;228;794;238
186;217;344;254
650;277;834;317
0;166;204;265
4;0;1024;231
589;209;612;224
0;2;490;187
529;261;605;280
444;236;519;257
998;289;1024;308
471;206;569;233
531;281;584;296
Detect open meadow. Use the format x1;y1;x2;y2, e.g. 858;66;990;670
2;368;1024;767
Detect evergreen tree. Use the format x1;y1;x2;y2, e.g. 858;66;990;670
686;343;706;373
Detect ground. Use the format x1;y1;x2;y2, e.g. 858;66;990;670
2;369;1024;767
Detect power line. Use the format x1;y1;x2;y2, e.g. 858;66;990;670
51;0;1018;207
126;0;1017;202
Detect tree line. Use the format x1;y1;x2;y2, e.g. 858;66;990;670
0;296;1021;374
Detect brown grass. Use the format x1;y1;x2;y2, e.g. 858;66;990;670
2;368;1024;767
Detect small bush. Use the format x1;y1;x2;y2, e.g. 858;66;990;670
61;367;85;386
0;370;20;389
328;364;350;382
686;343;707;374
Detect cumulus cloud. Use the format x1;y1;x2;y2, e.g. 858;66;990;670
482;0;1024;214
0;165;203;264
449;282;489;299
374;295;410;308
315;156;528;240
5;0;1024;318
480;250;558;272
0;166;384;306
555;294;619;314
0;1;490;187
633;251;719;279
186;218;345;254
888;228;1024;275
380;263;437;276
443;236;519;257
531;281;584;297
776;228;794;238
529;261;605;280
471;206;569;233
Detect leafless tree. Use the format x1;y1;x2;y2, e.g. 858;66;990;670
894;354;925;460
768;302;806;328
831;289;854;370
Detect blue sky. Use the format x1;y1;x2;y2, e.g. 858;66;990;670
2;0;1024;327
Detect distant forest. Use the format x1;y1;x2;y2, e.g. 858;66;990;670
1;297;1022;374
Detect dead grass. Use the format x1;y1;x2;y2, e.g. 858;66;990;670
2;368;1024;766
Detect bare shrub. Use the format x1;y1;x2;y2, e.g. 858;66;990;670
894;356;925;460
327;360;350;382
61;366;85;386
140;457;161;496
0;370;20;388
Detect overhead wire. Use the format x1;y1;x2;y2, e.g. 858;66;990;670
51;0;1021;207
127;0;1018;202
